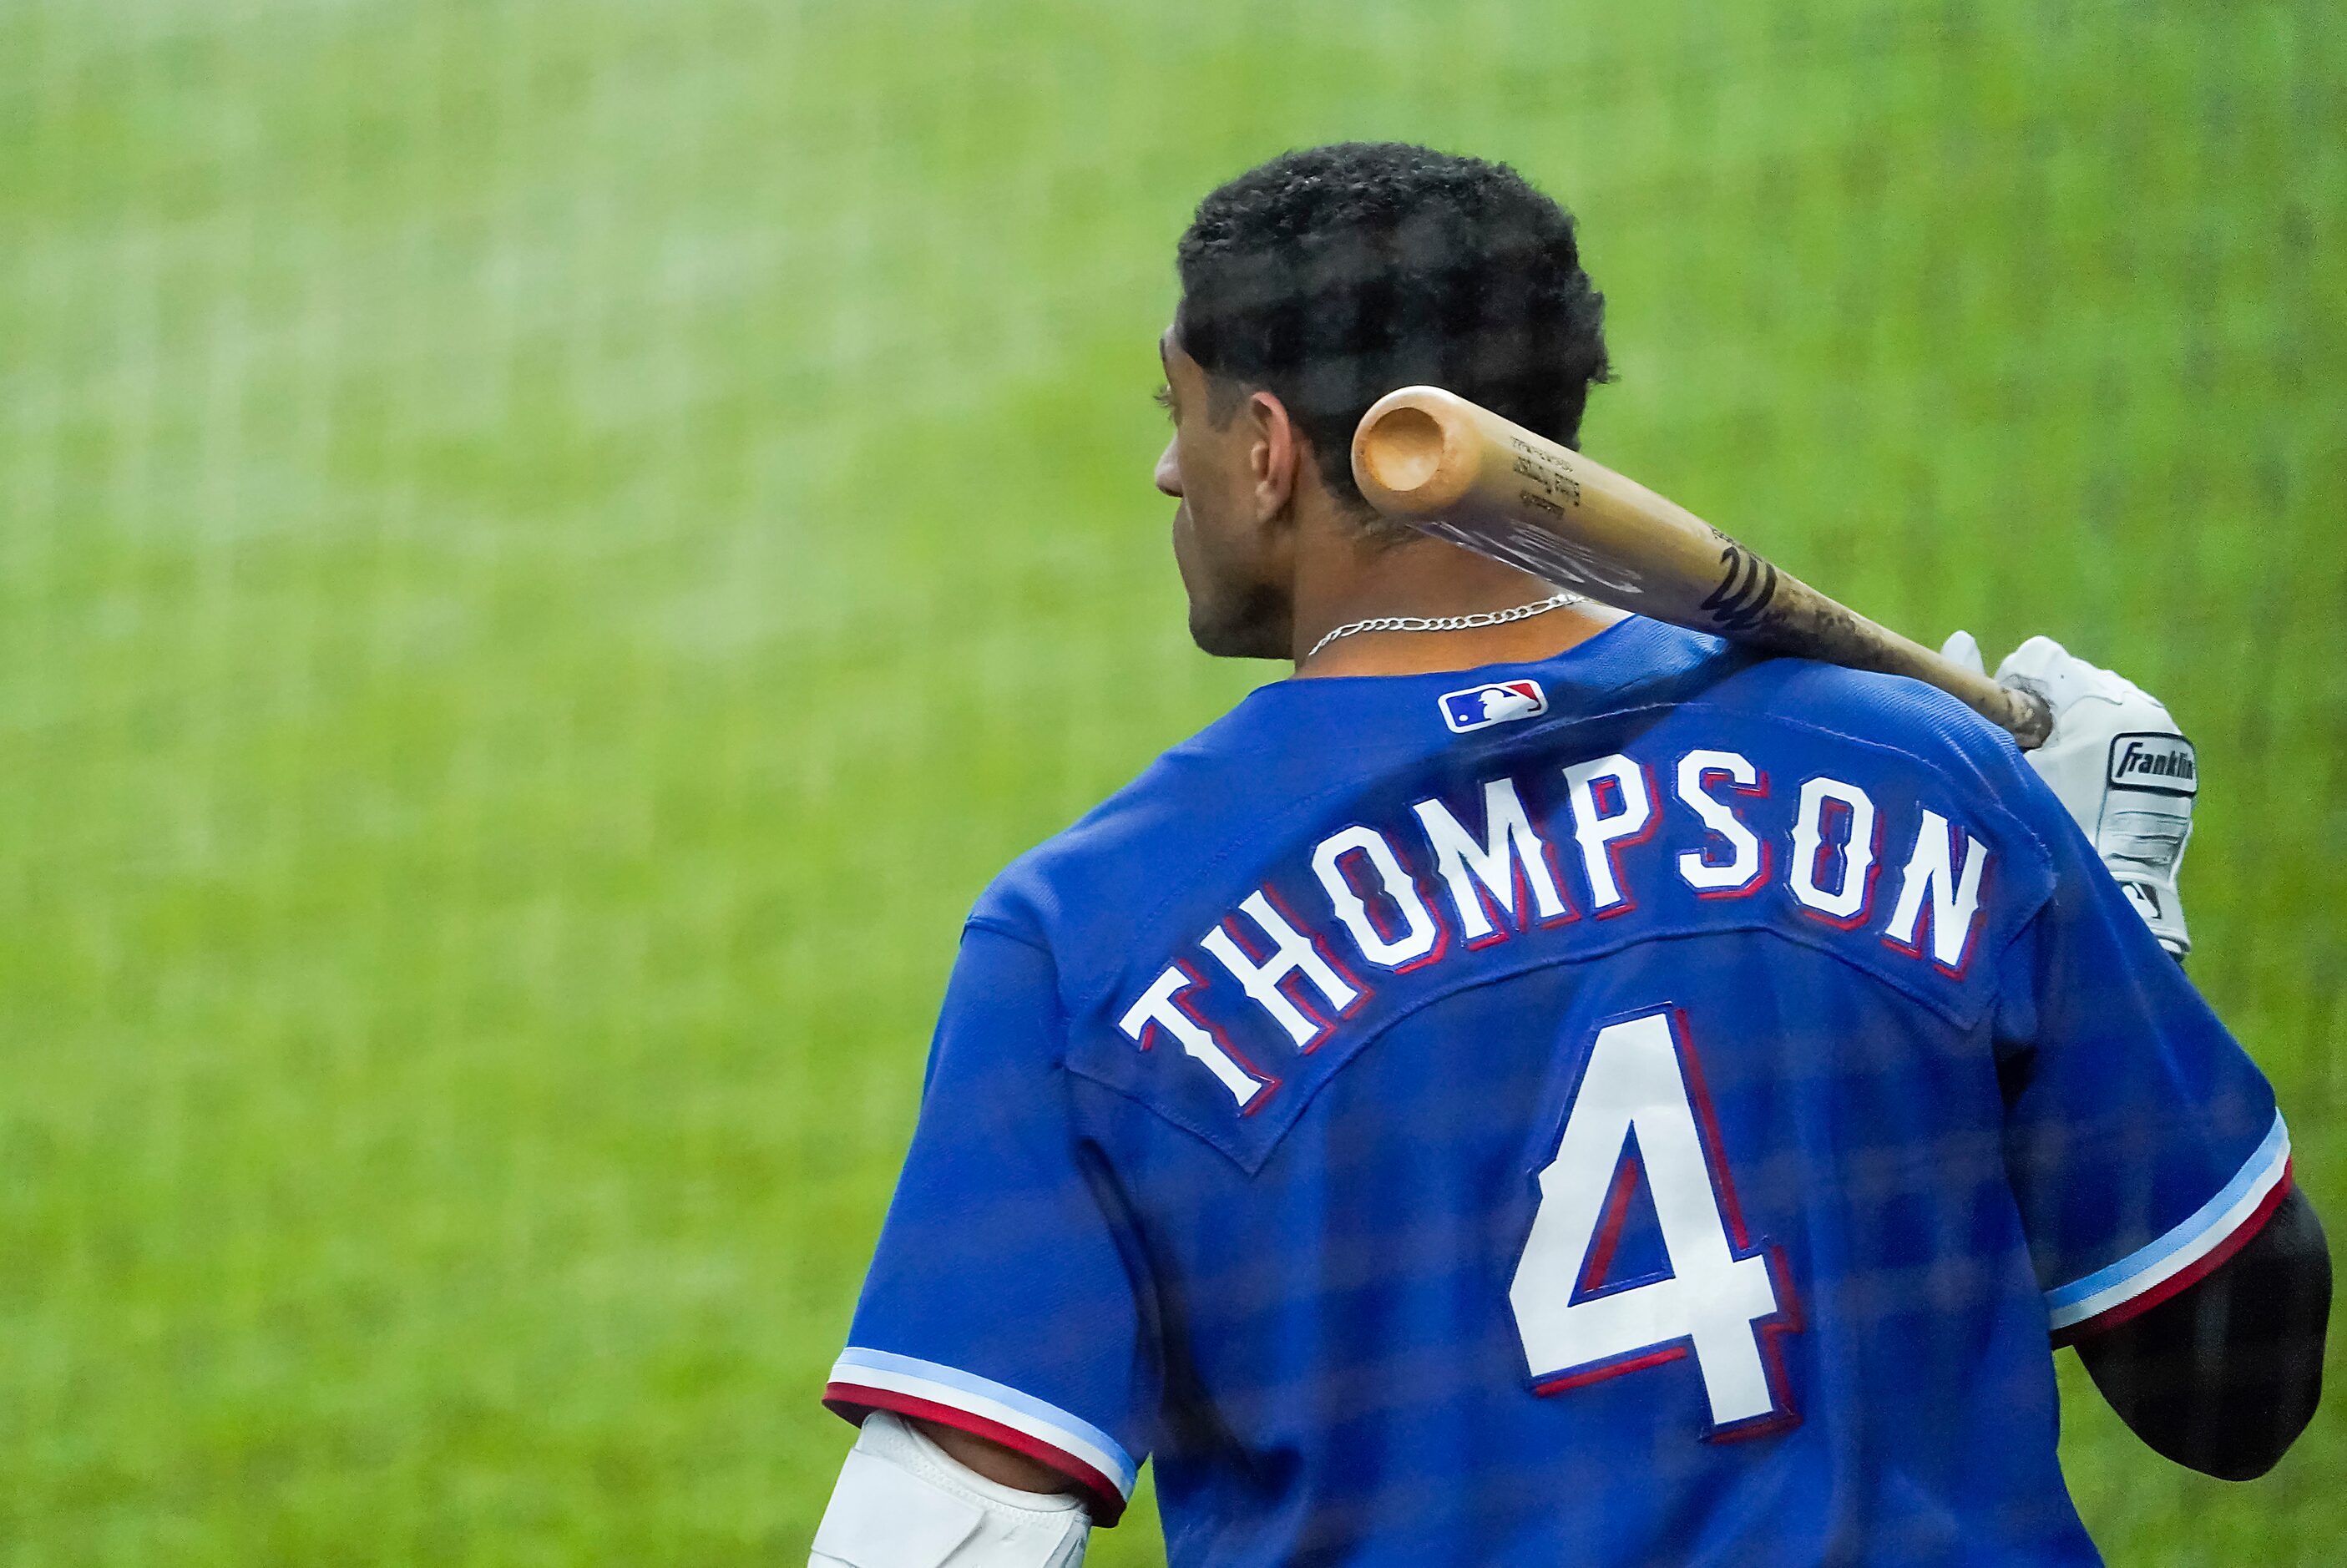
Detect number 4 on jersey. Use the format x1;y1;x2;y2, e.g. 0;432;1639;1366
1510;1009;1800;1438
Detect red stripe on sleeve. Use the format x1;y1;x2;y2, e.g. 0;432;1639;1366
823;1381;1129;1525
2051;1163;2295;1348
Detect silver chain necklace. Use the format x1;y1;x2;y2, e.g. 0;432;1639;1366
1306;591;1586;663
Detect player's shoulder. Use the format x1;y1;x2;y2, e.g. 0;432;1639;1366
1696;645;2046;811
968;698;1283;949
1615;628;2069;928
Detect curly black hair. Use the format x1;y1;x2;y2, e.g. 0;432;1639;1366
1176;143;1611;521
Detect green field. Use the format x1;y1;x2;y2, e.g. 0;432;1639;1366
2;1;2341;1560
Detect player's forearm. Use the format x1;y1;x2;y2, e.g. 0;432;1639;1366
2076;1186;2330;1480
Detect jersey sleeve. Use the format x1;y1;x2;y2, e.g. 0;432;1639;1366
1991;782;2289;1346
824;920;1151;1522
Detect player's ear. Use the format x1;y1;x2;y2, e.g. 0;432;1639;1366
1244;390;1301;523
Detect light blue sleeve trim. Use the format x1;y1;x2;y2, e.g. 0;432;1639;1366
831;1346;1139;1494
2043;1110;2289;1313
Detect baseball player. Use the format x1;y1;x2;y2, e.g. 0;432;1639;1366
809;144;2329;1566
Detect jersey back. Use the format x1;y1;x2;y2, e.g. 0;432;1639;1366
827;621;2286;1568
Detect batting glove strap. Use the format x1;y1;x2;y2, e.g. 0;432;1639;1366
1944;632;2195;957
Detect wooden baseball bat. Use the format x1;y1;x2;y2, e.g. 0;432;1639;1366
1351;386;2053;750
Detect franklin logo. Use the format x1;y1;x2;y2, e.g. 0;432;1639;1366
2107;733;2198;795
1439;680;1547;734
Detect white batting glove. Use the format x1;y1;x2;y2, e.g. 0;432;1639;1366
1942;631;2196;957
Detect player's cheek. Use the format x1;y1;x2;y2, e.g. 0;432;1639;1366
1170;501;1208;596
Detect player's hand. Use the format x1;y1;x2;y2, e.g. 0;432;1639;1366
1942;631;2196;957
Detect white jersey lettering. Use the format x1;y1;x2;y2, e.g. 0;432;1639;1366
1883;809;1991;971
1116;964;1272;1110
1200;891;1362;1049
1788;776;1878;923
1412;778;1571;943
1674;749;1767;895
1562;754;1656;914
1313;825;1442;969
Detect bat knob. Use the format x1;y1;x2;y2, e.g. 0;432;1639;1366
1353;387;1479;517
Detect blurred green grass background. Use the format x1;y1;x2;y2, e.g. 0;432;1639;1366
2;0;2341;1560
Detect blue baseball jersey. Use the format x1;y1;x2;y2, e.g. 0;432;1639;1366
826;620;2288;1566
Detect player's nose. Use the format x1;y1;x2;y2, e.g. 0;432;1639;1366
1154;436;1182;498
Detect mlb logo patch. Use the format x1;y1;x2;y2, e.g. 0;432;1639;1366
1439;679;1548;734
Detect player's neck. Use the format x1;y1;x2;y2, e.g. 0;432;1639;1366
1288;524;1626;679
